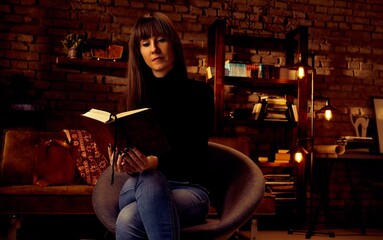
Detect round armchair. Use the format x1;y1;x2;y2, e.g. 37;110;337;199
92;142;265;240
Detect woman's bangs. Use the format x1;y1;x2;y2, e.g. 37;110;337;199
135;18;170;41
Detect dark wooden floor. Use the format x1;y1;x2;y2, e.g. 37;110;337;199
0;215;113;240
1;214;382;240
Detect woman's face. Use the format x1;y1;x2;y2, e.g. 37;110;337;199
140;35;174;78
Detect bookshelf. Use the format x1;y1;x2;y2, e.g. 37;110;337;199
207;19;309;221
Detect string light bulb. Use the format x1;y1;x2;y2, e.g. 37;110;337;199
317;98;337;121
294;152;304;163
297;66;305;79
324;109;332;121
296;53;306;79
289;141;309;164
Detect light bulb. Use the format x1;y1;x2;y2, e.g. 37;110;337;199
294;152;303;163
325;110;332;121
297;66;305;79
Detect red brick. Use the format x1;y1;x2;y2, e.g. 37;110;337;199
6;50;39;61
0;4;11;12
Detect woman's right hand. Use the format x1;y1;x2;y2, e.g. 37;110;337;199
108;144;126;173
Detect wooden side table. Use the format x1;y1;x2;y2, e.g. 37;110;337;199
314;152;383;235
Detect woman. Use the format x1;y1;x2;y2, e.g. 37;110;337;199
108;12;214;240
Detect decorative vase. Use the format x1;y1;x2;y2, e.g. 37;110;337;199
67;47;78;58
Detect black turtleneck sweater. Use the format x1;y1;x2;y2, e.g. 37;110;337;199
144;71;214;187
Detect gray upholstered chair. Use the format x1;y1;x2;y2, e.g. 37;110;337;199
92;142;265;240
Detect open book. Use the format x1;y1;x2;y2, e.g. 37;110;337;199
81;108;170;158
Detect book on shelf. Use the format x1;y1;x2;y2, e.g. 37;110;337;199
288;103;298;122
274;149;291;163
264;173;294;185
225;60;248;77
275;152;291;162
339;136;373;141
266;186;297;199
252;102;263;120
265;181;295;185
258;99;282;121
81;107;171;158
260;95;287;105
266;112;288;121
267;193;297;200
206;66;214;80
258;156;269;162
275;196;297;201
253;98;297;123
265;175;296;201
267;184;295;192
264;173;291;178
278;149;289;153
337;136;375;153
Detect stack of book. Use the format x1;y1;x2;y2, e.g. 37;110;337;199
274;149;291;163
223;61;278;79
264;99;288;121
264;174;296;201
336;136;375;153
252;96;297;123
258;156;269;162
225;60;248;77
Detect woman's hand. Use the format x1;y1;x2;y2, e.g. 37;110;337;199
108;144;125;173
108;144;158;174
121;147;158;174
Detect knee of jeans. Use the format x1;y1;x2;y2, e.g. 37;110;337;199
139;170;168;187
116;203;141;229
122;171;166;192
173;190;210;226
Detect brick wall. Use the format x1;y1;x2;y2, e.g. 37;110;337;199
1;0;383;229
1;0;382;137
1;0;383;139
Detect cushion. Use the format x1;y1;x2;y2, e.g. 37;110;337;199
67;129;109;186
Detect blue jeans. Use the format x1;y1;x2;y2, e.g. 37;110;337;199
115;170;210;240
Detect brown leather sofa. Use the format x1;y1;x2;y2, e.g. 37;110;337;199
0;129;95;239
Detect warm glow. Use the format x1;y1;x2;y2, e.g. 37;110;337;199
325;110;332;121
297;66;305;79
294;152;303;163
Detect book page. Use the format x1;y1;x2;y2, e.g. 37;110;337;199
82;109;112;123
116;108;149;118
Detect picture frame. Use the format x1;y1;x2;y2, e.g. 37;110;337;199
91;45;123;60
373;97;383;154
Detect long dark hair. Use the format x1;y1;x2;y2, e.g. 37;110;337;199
125;12;188;110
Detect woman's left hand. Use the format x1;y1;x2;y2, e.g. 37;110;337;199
121;147;158;174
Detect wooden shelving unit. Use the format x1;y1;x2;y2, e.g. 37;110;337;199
207;19;309;136
207;18;309;221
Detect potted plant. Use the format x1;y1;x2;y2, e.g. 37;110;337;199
61;32;88;58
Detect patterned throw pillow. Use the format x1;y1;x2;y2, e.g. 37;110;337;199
65;129;109;186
